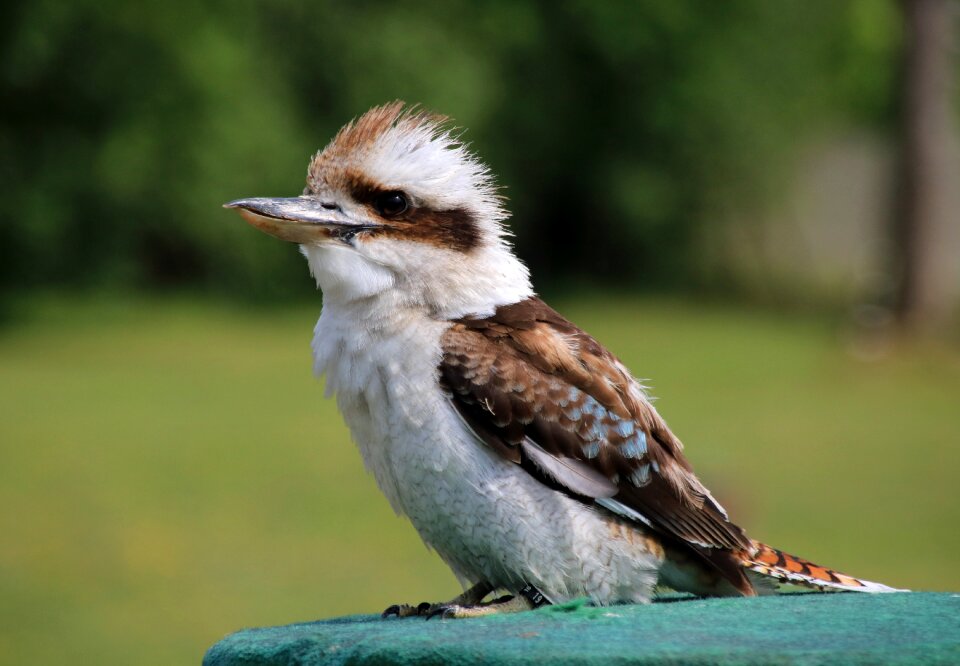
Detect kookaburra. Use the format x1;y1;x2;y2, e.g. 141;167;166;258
226;102;901;618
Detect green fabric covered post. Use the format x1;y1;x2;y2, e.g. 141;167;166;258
205;592;959;665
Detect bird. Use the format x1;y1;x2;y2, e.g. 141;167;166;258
225;102;904;618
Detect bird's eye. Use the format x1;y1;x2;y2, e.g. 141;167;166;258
374;191;408;217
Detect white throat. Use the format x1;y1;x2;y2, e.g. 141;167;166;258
300;237;534;321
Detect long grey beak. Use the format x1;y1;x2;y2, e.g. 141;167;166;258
224;196;374;244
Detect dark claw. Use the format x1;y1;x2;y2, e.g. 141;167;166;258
425;604;456;620
381;604;401;618
383;601;435;619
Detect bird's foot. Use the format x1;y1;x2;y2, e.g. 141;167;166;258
381;601;431;618
382;581;494;619
382;582;550;620
424;593;532;619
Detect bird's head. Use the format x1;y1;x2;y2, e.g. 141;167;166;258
226;102;532;318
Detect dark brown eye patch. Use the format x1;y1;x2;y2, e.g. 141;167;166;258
341;170;411;220
339;168;479;251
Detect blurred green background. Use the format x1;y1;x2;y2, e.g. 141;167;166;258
1;1;959;664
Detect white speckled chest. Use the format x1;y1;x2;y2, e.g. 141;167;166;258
311;303;663;603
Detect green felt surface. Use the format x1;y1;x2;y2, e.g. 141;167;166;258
204;592;959;665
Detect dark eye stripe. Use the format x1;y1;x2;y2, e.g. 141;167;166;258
338;168;480;252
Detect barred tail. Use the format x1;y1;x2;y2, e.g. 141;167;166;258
741;541;906;593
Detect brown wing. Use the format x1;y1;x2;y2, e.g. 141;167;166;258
440;297;753;561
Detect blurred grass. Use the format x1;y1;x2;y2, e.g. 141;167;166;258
0;293;957;665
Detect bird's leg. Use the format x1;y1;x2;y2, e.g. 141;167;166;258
382;581;494;618
425;583;550;620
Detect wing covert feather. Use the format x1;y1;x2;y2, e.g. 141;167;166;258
439;297;751;554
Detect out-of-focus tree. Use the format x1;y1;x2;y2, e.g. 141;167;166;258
0;1;319;299
0;0;907;302
891;0;957;334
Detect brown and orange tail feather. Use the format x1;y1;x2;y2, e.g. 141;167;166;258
740;541;906;593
